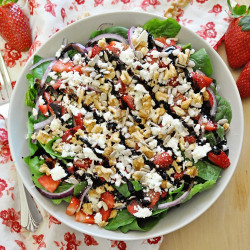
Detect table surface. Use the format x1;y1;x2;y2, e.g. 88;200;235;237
160;42;250;250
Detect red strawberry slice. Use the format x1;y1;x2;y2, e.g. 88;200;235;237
100;192;114;209
174;171;185;180
75;211;95;224
51;79;62;90
90;45;101;58
52;60;82;73
0;3;32;51
73;158;92;170
66;196;80;216
199;116;217;131
99;208;111;222
161;191;168;198
37;175;61;193
153;152;173;168
208;151;230;169
38;105;49;117
236;61;250;98
225;18;250;68
73;113;83;127
155;37;176;47
105;45;121;56
44;92;52;104
184;136;196;144
122;95;135;110
117;78;127;95
192;72;213;89
127;200;142;215
147;190;161;208
61;126;81;143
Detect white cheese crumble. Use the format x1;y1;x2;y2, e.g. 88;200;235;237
133;206;152;218
192;143;212;163
140;170;162;192
50;163;67;181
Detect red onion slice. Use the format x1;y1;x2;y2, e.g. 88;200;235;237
128;26;136;50
37;184;75;199
40;60;57;88
158;181;194;209
34;116;54;131
88;33;128;46
97;23;113;30
59;43;88;58
29;57;56;71
207;87;217;117
86;85;102;93
77;185;91;212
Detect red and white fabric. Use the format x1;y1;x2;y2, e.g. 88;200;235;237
0;0;233;249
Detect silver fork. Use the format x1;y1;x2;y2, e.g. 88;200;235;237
0;51;42;232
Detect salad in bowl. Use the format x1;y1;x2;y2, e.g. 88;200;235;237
23;17;233;233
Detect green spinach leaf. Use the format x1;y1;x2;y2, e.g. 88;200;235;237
204;132;217;146
74;181;87;196
190;48;213;76
25;74;38;108
216;125;224;140
114;183;130;198
90;26;128;39
143;18;181;38
194;160;221;181
215;95;232;124
105;209;135;231
52;183;73;205
32;55;52;80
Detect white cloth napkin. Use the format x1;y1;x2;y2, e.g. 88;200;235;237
0;0;233;249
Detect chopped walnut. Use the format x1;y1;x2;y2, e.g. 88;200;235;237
109;209;117;219
173;106;186;116
104;183;114;192
97;38;107;49
133;156;145;171
121;70;132;85
83;119;96;133
185;166;198;177
181;99;192;110
39;163;51;175
163;64;177;81
93;165;115;181
103;146;113;158
36;131;52;145
141;145;154;159
155;91;168;102
82;203;93;215
172;160;182;173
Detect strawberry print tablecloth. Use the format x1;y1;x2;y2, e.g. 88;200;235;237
0;0;233;249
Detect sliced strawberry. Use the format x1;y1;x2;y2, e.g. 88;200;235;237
117;78;127;95
37;175;61;193
161;191;168;198
173;93;186;105
99;208;111;222
167;76;179;87
127;200;142;215
147;190;161;208
105;45;121;56
66;196;80;216
153;152;173;168
192;72;213;89
38;105;49;117
90;45;101;58
184;136;196;144
207;88;214;107
199;116;217;131
62;128;75;143
208;151;230;169
122;95;135;110
174;171;185;180
75;211;95;224
67;165;75;173
51;79;62;90
155;37;176;47
61;105;67;115
44;92;52;104
100;192;114;209
73;113;83;127
73;158;92;170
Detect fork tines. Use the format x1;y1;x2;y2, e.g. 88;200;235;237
0;52;12;105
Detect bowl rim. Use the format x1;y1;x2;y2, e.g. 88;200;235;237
8;11;244;240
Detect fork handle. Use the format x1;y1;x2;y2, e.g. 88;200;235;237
17;174;42;232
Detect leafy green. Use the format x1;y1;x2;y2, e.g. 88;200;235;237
143;18;181;38
194;160;221;181
190;48;213;76
32;55;52;80
238;16;250;31
25;74;38;108
178;43;192;51
90;26;128;39
169;183;184;195
74;181;87;196
151;195;173;216
105;209;135;231
216;125;224;140
114;183;130;198
215;95;232;123
27;113;39;156
24;156;44;189
204;132;217;146
131;181;142;191
38;137;73;160
184;180;216;202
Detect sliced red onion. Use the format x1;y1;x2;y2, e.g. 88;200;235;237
207;87;217;117
85;47;92;52
29;57;56;71
59;43;88;58
36;184;75;199
128;26;136;50
40;60;57;88
86;85;102;93
158;181;194;210
97;23;113;30
34;116;54;131
77;185;91;212
88;33;128;46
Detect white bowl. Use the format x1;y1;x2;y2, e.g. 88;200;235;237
8;11;244;240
